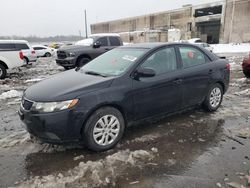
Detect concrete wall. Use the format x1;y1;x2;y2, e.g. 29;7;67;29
223;0;250;43
91;7;192;43
91;0;250;43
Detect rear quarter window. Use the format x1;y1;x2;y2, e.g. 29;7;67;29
179;46;209;68
15;43;30;50
109;37;121;46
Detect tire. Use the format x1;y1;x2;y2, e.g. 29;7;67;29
63;67;71;70
82;107;125;152
23;57;29;65
77;57;90;68
45;52;51;57
203;83;223;112
243;71;250;78
0;64;7;79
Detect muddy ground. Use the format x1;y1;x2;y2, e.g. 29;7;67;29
0;57;250;188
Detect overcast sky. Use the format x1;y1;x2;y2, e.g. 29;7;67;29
0;0;218;37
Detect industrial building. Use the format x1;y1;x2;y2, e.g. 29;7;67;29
91;0;250;44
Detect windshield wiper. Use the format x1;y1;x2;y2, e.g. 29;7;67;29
84;71;108;77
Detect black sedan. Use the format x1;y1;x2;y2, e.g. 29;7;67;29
19;43;230;151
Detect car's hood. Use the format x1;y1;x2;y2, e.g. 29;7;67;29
59;45;92;52
24;70;114;102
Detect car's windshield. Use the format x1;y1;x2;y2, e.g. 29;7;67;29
75;38;94;46
81;48;147;76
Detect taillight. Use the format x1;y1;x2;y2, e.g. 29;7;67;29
31;50;35;54
19;51;24;60
226;63;230;71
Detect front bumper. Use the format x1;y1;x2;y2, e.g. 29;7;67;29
56;57;76;68
19;107;87;144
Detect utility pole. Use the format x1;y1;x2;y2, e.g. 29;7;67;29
84;10;88;38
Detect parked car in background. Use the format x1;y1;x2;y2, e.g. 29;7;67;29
188;38;203;43
242;54;250;78
187;38;213;52
6;40;37;64
32;45;55;57
19;43;230;151
194;42;214;52
49;42;63;49
56;33;123;70
0;40;25;79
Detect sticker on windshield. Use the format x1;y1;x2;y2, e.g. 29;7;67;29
122;55;137;62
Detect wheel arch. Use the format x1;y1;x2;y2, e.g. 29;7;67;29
0;60;8;69
80;103;128;135
76;54;91;64
215;81;225;94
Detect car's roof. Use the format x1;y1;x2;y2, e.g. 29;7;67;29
90;33;120;37
0;40;29;44
32;44;48;47
119;42;195;49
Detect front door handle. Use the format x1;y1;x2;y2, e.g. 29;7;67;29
173;78;183;85
208;69;213;74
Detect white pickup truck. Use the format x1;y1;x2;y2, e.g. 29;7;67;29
0;41;26;79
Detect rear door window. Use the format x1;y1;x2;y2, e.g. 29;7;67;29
15;43;30;50
0;43;16;51
179;46;208;68
109;37;121;46
96;37;108;46
34;47;46;50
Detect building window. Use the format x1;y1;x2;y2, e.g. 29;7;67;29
194;5;222;18
187;22;192;31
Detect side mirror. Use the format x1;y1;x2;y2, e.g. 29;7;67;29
93;41;101;48
134;67;156;80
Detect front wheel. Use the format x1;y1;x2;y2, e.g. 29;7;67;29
82;107;125;152
203;83;223;112
77;57;90;68
0;64;7;79
45;52;51;57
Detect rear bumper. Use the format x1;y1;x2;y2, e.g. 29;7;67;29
56;57;76;67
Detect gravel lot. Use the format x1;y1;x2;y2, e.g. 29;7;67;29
0;56;250;188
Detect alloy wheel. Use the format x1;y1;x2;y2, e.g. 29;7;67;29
93;115;120;146
209;87;222;108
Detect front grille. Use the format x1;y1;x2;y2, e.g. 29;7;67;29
57;51;67;59
22;98;33;111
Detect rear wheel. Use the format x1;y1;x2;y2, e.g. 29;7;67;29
0;64;7;79
82;107;125;152
203;83;223;112
23;57;29;65
77;57;90;68
45;52;51;57
243;71;250;78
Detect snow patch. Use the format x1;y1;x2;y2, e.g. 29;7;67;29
17;149;155;188
25;78;44;83
234;89;250;96
0;90;22;100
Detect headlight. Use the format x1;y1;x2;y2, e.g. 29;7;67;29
32;99;78;113
69;52;76;57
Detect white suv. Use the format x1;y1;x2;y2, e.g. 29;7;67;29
13;40;37;64
0;40;26;79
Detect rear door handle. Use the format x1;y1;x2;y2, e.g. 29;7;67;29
173;78;183;85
